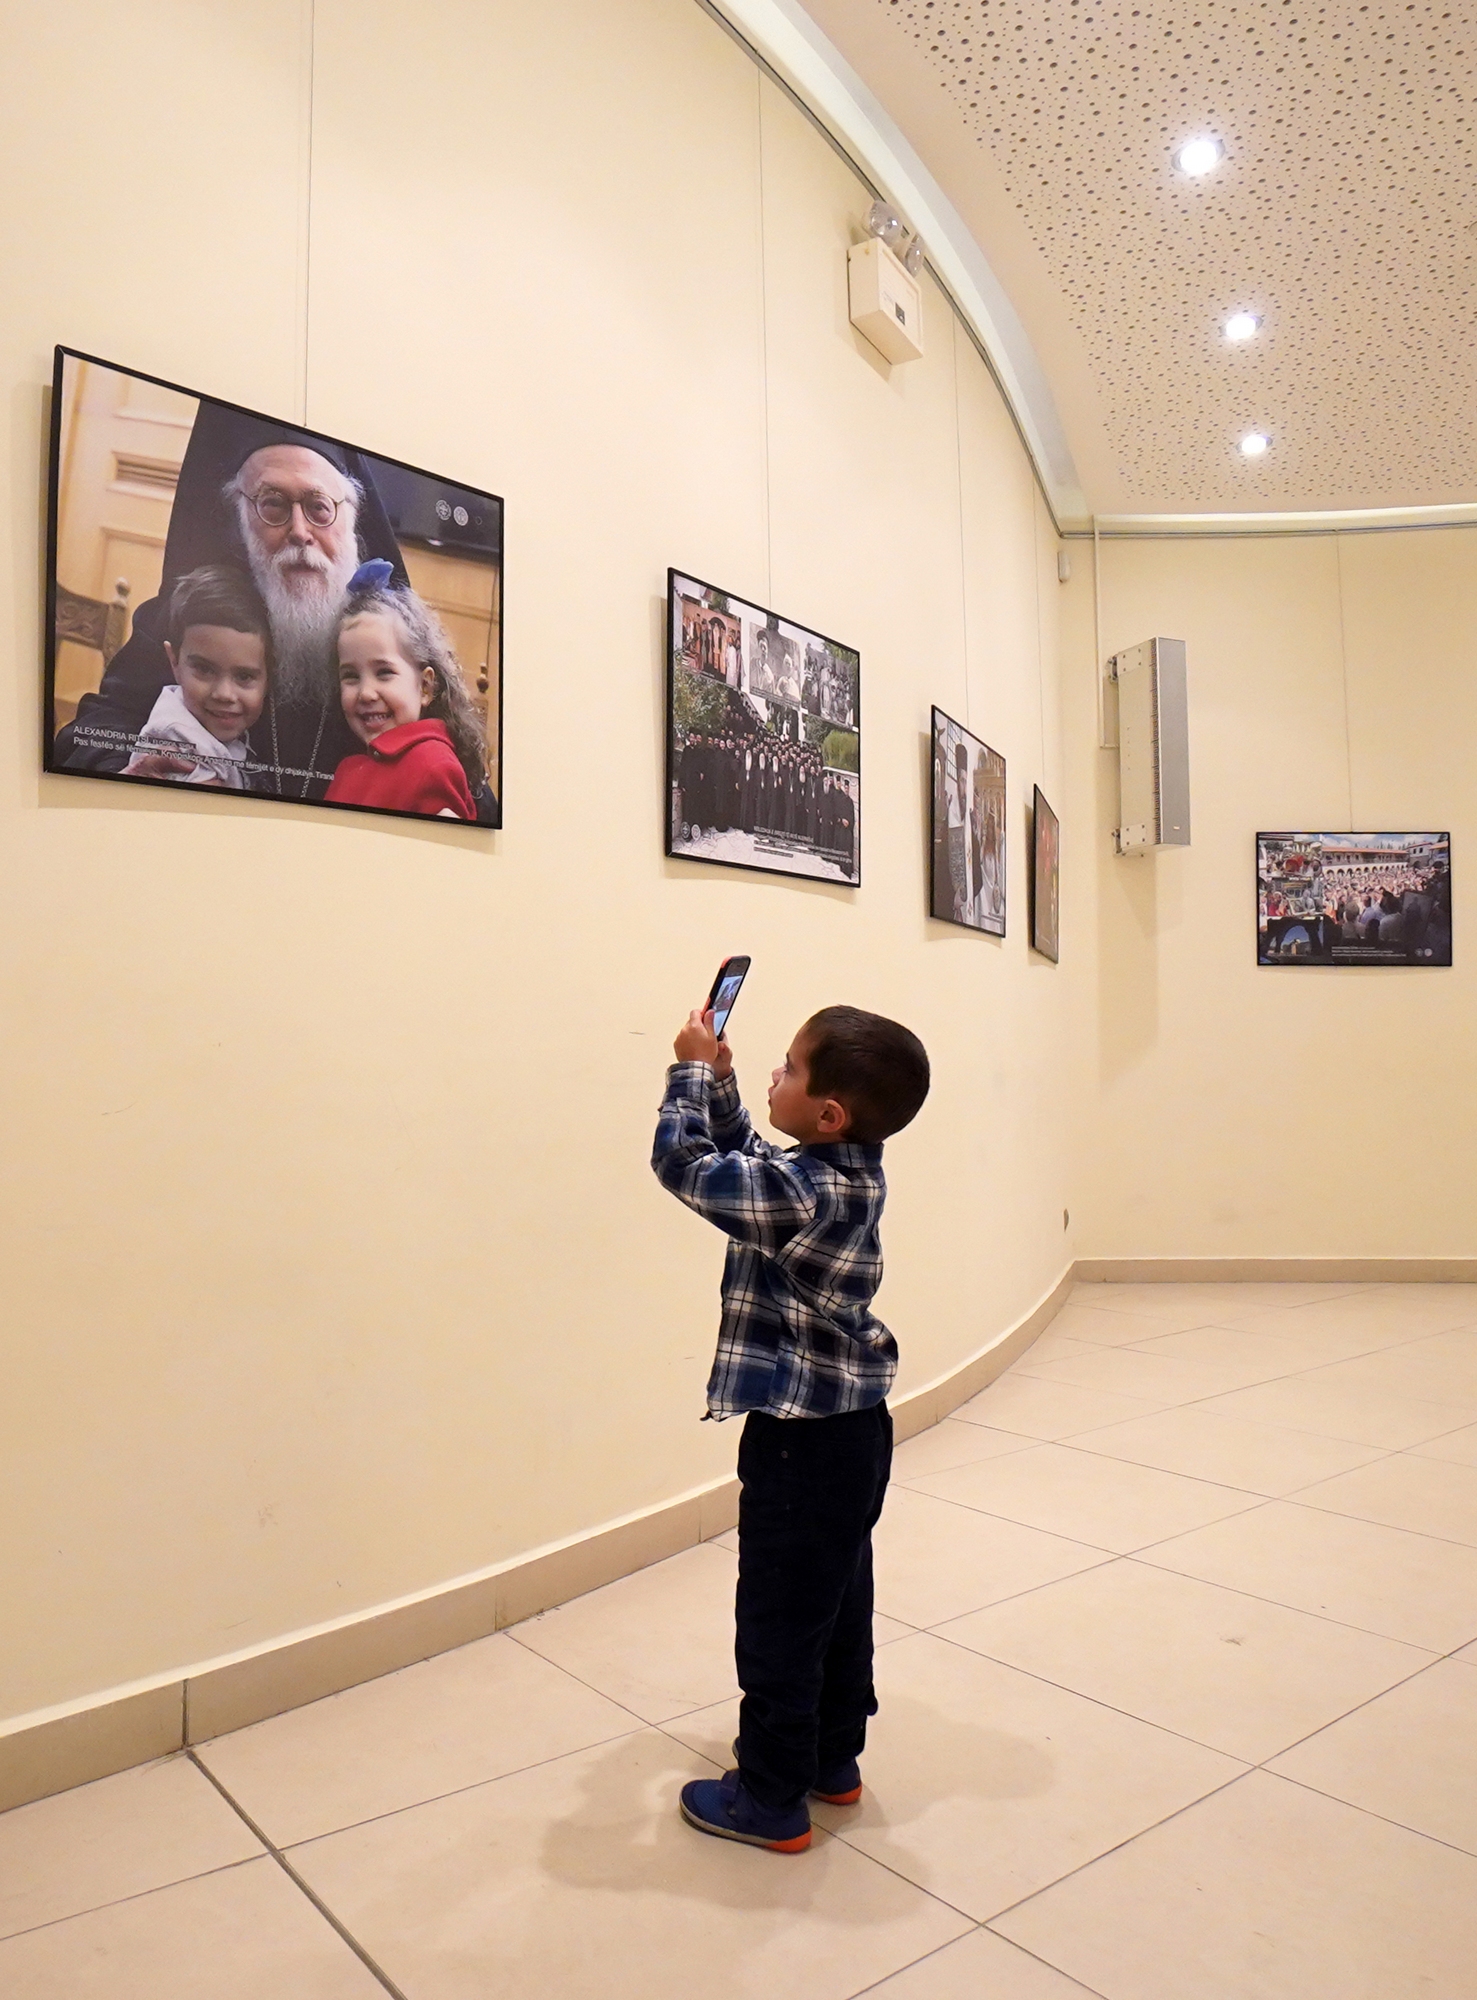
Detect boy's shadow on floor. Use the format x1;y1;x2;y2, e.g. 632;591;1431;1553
538;1696;1052;1914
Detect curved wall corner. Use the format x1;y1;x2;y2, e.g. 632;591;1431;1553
0;0;1075;1770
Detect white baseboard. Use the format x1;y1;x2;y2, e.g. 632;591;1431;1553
1074;1256;1477;1283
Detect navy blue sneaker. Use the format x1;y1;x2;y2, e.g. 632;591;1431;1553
679;1770;812;1852
729;1738;863;1807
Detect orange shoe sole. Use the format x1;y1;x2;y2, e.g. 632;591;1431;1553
810;1783;863;1805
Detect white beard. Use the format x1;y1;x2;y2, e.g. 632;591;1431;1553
242;528;359;706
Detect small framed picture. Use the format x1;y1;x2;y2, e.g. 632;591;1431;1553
1031;785;1060;961
666;570;860;886
1257;832;1451;965
929;706;1005;935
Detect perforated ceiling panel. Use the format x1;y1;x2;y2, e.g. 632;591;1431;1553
876;0;1476;509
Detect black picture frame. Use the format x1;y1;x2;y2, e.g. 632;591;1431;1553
1256;831;1451;966
1031;784;1060;962
665;568;860;886
929;704;1006;935
45;345;505;828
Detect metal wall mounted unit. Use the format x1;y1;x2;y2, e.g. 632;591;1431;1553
1110;637;1190;856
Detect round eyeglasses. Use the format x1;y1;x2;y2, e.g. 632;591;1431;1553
248;488;341;529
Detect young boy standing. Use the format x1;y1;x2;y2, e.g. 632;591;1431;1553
652;1001;930;1853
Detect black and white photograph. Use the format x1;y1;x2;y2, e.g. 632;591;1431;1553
1032;785;1060;962
930;706;1006;934
46;347;502;825
667;571;860;885
1257;832;1451;965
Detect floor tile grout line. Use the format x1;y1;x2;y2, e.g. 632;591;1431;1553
186;1751;413;2000
1045;1433;1407;1500
918;1623;1269;1766
842;1926;1115;2000
874;1550;1123;1634
1062;1289;1378;1329
889;1478;1272;1556
1274;1495;1477;1556
1005;1347;1477;1435
1264;1763;1477;1863
0;1849;265;1949
977;1760;1257;1928
841;1933;981;2000
1024;1357;1477;1419
1251;1649;1466;1769
500;1623;719;1732
199;1718;654;1857
1055;1303;1474;1358
1001;1388;1474;1463
1020;1343;1458;1403
1124;1544;1477;1653
917;1537;1448;1658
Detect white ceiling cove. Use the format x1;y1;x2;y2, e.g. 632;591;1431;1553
801;0;1477;514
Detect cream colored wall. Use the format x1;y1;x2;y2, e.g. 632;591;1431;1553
1065;527;1477;1259
0;0;1069;1725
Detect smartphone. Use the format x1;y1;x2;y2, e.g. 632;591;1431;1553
706;956;751;1039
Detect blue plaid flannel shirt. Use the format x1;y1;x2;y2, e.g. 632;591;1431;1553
652;1060;896;1420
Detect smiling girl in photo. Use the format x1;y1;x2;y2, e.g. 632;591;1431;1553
325;565;485;820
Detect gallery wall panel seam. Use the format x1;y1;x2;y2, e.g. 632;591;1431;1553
1335;532;1354;834
298;0;317;430
757;69;774;604
950;315;972;730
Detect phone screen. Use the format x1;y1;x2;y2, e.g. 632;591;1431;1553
707;956;751;1039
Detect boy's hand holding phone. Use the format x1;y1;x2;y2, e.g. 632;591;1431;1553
673;957;749;1074
674;1009;732;1076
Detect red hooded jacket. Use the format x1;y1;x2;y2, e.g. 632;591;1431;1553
325;719;475;820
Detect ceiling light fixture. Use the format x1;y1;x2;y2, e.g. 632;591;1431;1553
1225;311;1259;342
1177;137;1222;177
1239;432;1270;458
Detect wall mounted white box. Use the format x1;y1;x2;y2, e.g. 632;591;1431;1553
848;238;924;363
1112;637;1190;855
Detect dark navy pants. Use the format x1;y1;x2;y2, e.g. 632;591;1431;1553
733;1400;892;1813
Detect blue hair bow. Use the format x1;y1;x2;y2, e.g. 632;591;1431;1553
348;558;395;592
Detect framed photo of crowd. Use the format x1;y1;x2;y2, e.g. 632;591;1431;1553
666;570;860;886
1031;785;1060;962
1257;832;1451;965
45;347;503;826
929;706;1006;935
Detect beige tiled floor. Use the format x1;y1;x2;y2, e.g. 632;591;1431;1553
5;1281;1477;1998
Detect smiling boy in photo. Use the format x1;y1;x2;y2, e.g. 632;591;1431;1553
123;566;270;789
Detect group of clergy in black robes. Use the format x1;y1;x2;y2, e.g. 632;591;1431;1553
675;729;856;875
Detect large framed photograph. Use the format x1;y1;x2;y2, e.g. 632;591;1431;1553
1257;832;1451;965
666;570;859;885
1031;784;1060;962
46;347;502;825
929;706;1006;935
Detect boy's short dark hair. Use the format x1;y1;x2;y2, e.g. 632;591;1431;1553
166;564;271;655
802;1005;930;1143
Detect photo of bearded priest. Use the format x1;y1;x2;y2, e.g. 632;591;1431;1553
54;402;499;824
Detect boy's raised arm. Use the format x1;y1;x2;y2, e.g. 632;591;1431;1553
707;1064;770;1157
652;1012;816;1254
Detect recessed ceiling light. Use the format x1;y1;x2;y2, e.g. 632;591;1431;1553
1177;137;1222;177
1225;311;1260;342
1240;432;1270;458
